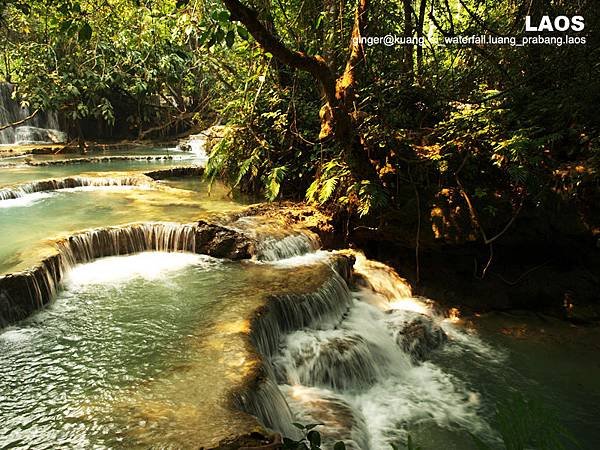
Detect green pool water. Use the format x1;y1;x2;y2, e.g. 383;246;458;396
0;180;248;274
0;157;198;187
412;312;600;450
0;252;243;448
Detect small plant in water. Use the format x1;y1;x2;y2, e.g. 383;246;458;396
282;423;346;450
391;435;422;450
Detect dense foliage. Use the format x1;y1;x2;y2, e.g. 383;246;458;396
2;0;599;248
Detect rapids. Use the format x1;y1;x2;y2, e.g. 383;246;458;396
0;140;599;450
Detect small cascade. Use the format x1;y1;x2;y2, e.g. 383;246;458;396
250;268;354;359
0;221;253;326
273;331;387;390
57;223;199;266
241;247;495;449
0;175;151;201
233;378;302;441
25;155;181;166
177;134;209;165
256;232;322;262
0;83;66;145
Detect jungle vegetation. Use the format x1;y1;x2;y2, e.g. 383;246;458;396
1;0;599;284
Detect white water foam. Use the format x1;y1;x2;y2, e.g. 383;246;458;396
177;134;209;165
64;252;218;287
0;192;54;208
265;250;331;267
258;245;505;449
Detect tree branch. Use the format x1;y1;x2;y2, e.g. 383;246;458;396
222;0;336;104
0;109;39;131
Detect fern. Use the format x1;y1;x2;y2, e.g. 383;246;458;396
265;165;287;201
349;180;389;217
319;176;338;204
305;158;350;206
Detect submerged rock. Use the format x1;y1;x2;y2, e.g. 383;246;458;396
387;312;447;362
144;166;204;180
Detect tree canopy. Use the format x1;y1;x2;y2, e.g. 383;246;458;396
1;0;599;252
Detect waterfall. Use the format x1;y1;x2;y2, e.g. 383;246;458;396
0;225;497;447
0;221;254;327
57;223;199;266
250;266;354;359
255;232;322;262
0;83;66;145
233;377;302;440
177;134;209;165
0;175;151;201
236;253;355;443
239;248;496;449
231;215;323;263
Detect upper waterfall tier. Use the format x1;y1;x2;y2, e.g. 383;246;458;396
0;83;66;145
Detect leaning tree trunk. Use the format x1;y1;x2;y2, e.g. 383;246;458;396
221;0;379;182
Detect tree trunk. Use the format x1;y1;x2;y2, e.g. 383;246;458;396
222;0;378;182
416;0;427;80
402;0;414;83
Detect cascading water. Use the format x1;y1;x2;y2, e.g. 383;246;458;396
176;133;209;165
256;232;322;262
23;154;184;166
1;223;598;448
239;243;502;449
0;175;151;201
0;83;66;145
0;221;253;326
231;216;323;262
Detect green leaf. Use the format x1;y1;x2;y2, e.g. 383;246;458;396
282;437;299;449
237;25;249;40
292;422;306;430
225;30;235;48
214;28;224;44
78;22;92;42
16;2;31;15
211;10;230;23
59;20;73;34
198;29;212;45
307;430;321;447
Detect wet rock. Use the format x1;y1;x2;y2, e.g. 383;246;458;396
195;220;255;259
144;166;203;180
388;312;447;362
281;384;369;450
216;431;278;450
0;255;63;326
